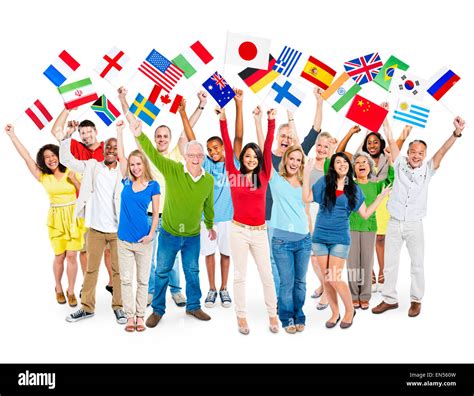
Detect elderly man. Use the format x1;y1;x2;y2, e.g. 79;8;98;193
372;115;465;317
129;119;215;327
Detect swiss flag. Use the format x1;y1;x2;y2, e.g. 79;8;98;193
225;32;271;69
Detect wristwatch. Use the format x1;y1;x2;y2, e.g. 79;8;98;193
453;130;462;138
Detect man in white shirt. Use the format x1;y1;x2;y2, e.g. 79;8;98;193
372;115;465;317
59;135;126;324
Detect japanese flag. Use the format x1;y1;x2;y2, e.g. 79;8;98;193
225;32;271;69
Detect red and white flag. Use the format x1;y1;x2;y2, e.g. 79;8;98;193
94;46;129;81
148;85;182;114
225;32;271;69
25;100;53;130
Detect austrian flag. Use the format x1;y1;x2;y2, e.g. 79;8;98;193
94;46;129;81
25;100;53;130
58;78;99;110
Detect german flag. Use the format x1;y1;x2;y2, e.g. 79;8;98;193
300;56;336;90
238;55;279;93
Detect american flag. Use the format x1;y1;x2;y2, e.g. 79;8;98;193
343;52;383;85
139;50;184;93
272;46;302;77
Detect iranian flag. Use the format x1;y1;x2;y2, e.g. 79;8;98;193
58;78;99;110
172;41;213;78
321;72;361;112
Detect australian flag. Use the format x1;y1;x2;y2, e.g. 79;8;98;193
344;52;383;85
202;72;235;107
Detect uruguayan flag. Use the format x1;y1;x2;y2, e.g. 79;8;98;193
393;100;430;128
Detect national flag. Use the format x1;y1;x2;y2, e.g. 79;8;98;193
321;72;361;112
238;55;280;93
343;52;383;85
391;69;427;99
270;78;306;113
393;100;430;129
345;94;388;132
90;95;121;126
427;67;460;101
300;56;336;90
43;50;80;87
272;46;302;77
57;78;99;110
172;41;213;78
94;46;129;81
139;50;184;93
25;100;53;130
225;32;270;69
148;85;183;114
373;55;409;91
129;93;160;127
202;72;236;108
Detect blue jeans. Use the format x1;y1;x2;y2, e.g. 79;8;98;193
147;216;182;295
151;227;201;315
272;234;311;327
266;222;280;298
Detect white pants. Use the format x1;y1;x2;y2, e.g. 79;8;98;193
200;221;231;256
382;218;425;305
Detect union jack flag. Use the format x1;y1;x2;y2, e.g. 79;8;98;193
343;52;383;85
211;73;226;89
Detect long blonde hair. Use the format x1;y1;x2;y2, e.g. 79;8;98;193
127;149;154;182
279;145;305;185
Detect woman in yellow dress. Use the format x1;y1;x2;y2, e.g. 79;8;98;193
4;124;85;306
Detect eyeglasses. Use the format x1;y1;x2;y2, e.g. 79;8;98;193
186;153;205;159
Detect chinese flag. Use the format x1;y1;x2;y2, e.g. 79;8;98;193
345;94;388;132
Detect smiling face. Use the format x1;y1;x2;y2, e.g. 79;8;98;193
354;155;371;179
315;136;331;160
285;150;303;176
43;150;59;171
129;155;144;180
154;126;171;153
185;143;205;173
334;155;349;178
366;134;381;157
207;139;225;162
243;147;259;171
407;142;427;168
79;126;98;147
103;138;118;164
276;125;294;154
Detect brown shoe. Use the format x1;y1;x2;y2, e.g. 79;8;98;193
372;301;399;314
67;294;78;307
408;302;421;317
145;312;162;328
56;290;66;305
186;308;211;321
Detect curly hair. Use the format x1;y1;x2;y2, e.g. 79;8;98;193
36;144;66;175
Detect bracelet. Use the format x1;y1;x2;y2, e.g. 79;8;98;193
453;131;462;138
289;118;294;121
198;106;205;110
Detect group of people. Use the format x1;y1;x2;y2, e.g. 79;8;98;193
4;85;465;334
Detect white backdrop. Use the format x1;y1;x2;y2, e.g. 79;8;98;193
0;0;472;363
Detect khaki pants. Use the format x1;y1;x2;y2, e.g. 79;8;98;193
118;239;153;318
230;223;277;318
81;228;122;313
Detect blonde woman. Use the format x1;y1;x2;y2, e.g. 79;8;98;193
116;120;160;332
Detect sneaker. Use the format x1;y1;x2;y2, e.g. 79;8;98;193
204;289;218;308
66;308;94;323
171;292;187;307
114;308;127;325
219;289;232;308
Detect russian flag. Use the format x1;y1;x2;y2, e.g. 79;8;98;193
427;67;460;101
43;50;80;87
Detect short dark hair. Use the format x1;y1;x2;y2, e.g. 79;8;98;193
78;120;96;129
36;144;66;175
154;125;172;139
408;140;428;150
206;136;223;145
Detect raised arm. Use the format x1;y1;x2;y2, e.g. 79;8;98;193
432;116;465;170
59;137;86;173
382;116;400;162
336;125;361;159
117;86;137;124
358;185;391;219
233;88;244;158
313;87;323;132
50;108;76;141
302;157;315;203
178;98;196;141
116;120;128;177
287;110;299;145
218;108;238;175
4;124;41;180
188;91;207;128
253;105;264;150
262;109;276;180
396;125;412;150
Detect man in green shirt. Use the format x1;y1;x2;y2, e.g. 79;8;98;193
129;119;216;327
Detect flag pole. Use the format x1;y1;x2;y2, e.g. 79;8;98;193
438;100;457;117
11;111;24;126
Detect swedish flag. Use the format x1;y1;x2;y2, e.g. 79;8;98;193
129;93;160;126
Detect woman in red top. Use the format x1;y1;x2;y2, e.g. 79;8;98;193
219;107;278;335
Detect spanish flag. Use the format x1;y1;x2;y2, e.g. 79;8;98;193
300;56;336;90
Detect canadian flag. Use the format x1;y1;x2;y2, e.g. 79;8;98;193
225;32;271;69
148;85;183;114
25;100;53;130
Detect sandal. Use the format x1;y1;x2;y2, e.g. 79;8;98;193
125;318;136;332
136;317;146;332
311;287;323;299
360;300;369;310
378;273;385;285
352;300;361;309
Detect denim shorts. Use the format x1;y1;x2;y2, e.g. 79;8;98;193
312;242;350;259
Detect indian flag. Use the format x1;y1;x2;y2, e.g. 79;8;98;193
321;72;361;112
172;41;213;78
58;78;99;110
